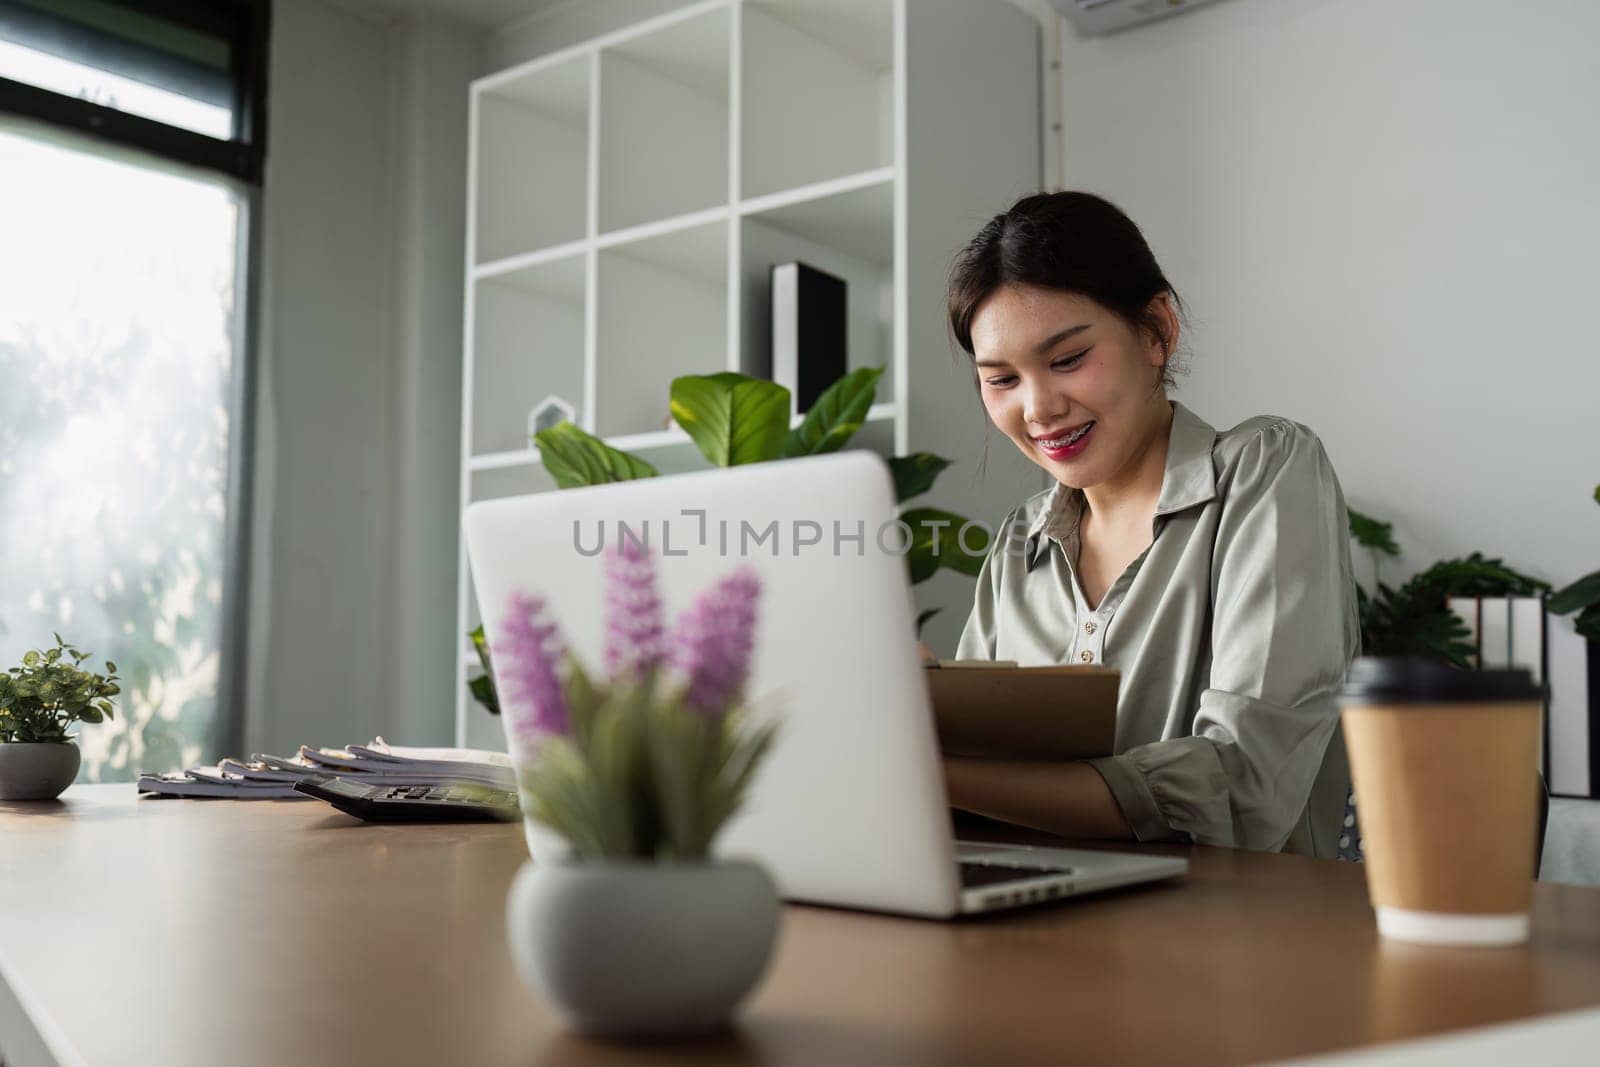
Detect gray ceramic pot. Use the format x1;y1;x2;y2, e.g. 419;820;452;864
506;857;780;1038
0;742;81;800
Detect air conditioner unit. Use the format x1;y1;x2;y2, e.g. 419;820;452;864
1052;0;1226;36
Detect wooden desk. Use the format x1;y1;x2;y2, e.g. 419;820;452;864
3;786;1599;1067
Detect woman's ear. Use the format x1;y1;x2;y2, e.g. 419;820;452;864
1146;292;1180;368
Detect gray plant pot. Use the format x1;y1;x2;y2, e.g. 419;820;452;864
0;742;81;800
506;857;780;1038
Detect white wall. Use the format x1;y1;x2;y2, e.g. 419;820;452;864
250;0;484;754
1057;0;1600;589
386;12;486;746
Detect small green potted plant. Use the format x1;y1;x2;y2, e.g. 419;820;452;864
1346;508;1548;666
495;540;780;1037
0;635;119;800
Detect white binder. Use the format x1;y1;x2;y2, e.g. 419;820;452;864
1446;596;1597;797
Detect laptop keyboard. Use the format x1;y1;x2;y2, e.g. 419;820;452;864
960;861;1072;888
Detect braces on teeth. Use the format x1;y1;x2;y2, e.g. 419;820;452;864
1041;422;1093;448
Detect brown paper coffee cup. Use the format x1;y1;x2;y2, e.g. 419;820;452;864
1339;659;1542;947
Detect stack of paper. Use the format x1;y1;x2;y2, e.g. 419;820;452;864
138;767;304;800
137;738;515;800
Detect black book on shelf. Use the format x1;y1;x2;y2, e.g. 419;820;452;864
770;261;846;414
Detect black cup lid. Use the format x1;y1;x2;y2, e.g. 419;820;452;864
1338;657;1541;705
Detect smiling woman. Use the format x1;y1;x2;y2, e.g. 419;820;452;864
941;192;1361;858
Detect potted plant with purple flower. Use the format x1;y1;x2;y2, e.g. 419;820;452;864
494;540;781;1038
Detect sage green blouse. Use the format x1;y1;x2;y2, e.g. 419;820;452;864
956;402;1361;857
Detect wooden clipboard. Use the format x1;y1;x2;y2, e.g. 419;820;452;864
924;661;1119;761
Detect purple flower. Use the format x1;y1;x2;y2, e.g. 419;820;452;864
496;591;570;750
604;539;666;680
672;567;761;715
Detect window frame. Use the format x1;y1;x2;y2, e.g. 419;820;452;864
0;0;270;184
0;0;270;763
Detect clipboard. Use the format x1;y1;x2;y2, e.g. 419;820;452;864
924;661;1119;761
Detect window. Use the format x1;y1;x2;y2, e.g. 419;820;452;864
0;0;266;179
0;35;231;138
0;0;267;778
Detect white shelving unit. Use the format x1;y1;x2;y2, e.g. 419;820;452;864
457;0;1045;748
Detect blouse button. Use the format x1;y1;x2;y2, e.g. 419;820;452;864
1084;621;1097;635
1079;650;1093;663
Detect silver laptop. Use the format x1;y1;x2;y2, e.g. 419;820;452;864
463;451;1186;918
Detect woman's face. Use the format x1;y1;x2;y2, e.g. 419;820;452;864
970;284;1174;490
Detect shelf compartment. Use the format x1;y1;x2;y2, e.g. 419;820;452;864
474;54;591;265
470;253;587;456
594;219;730;439
738;176;894;408
740;0;894;200
598;7;731;234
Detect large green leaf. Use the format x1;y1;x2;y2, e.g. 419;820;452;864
887;453;952;504
468;625;491;673
780;366;883;458
1347;507;1400;557
902;507;990;584
1357;582;1470;667
670;373;790;467
1576;605;1600;642
1403;553;1548;599
1551;571;1600;615
535;421;659;488
467;674;499;716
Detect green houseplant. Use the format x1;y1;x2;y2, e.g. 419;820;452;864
1548;484;1600;641
1347;508;1548;667
497;540;780;1036
0;634;119;800
469;366;981;714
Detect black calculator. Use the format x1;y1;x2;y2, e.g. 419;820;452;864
293;774;521;823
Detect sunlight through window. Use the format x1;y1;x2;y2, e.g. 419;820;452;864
0;125;241;778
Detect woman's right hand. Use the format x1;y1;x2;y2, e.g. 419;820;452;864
917;642;939;665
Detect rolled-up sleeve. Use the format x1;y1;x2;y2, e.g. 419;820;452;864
1088;422;1360;850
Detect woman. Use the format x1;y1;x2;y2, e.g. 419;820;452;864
942;192;1359;858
